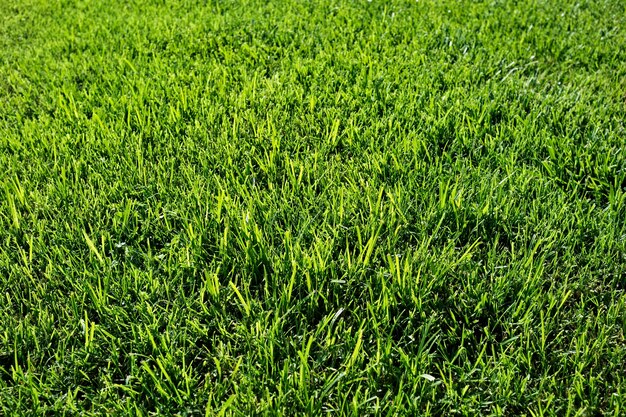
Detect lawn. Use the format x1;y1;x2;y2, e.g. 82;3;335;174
1;0;625;415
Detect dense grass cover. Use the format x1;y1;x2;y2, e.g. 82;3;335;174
1;0;625;415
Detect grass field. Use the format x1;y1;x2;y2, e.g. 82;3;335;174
1;0;626;415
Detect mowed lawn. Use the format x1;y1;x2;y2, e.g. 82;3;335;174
1;0;625;415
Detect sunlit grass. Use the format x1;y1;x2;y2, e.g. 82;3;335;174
1;0;625;415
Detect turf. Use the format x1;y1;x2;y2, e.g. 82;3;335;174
1;0;625;415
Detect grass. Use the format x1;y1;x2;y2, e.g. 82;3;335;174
1;0;625;415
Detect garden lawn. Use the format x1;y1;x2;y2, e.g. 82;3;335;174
1;0;626;415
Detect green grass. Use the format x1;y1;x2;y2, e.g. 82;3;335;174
1;0;625;415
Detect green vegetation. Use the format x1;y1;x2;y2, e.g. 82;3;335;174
1;0;625;415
